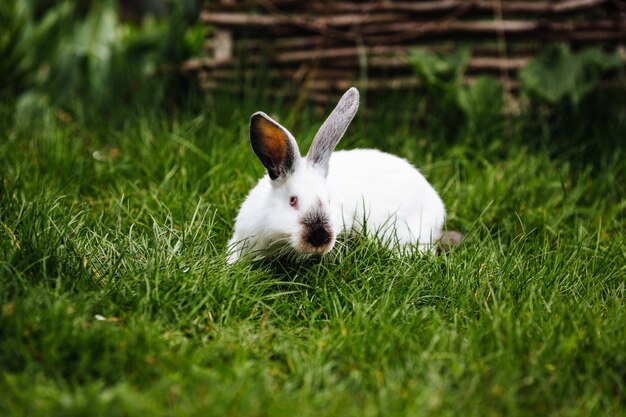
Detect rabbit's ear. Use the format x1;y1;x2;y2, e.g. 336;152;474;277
307;87;359;176
250;112;300;180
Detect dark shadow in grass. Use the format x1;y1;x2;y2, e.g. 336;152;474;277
529;86;626;174
250;248;343;285
247;230;451;288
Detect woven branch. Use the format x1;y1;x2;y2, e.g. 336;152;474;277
191;0;626;95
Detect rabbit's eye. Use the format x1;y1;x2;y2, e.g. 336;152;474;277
289;196;298;209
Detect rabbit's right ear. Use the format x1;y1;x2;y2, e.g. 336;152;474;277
307;87;359;176
250;112;300;181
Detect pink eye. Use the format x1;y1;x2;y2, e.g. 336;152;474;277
289;196;298;209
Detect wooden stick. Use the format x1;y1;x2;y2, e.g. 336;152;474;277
196;74;520;92
200;11;624;37
200;11;407;27
186;54;532;75
206;0;611;14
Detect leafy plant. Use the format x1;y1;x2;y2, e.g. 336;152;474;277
1;2;72;94
408;43;624;151
518;44;625;161
1;0;206;124
519;43;622;106
407;47;504;141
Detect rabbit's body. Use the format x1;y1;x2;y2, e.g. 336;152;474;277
327;149;445;250
227;88;449;263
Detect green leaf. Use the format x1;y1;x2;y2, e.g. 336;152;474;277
458;76;504;130
520;44;622;106
407;47;471;93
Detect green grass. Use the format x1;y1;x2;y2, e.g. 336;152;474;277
1;93;625;417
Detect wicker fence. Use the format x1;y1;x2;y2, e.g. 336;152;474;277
185;0;626;101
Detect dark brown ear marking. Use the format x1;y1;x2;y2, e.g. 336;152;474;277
250;113;296;180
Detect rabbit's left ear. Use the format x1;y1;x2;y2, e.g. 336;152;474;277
250;112;300;181
307;87;359;176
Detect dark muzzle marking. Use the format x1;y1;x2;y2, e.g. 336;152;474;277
302;208;332;249
306;225;331;247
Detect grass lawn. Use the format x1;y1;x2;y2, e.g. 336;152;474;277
1;92;625;416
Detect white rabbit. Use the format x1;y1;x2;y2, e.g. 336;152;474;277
227;87;449;264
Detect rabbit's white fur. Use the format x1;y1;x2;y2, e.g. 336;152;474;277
227;88;445;263
327;149;445;251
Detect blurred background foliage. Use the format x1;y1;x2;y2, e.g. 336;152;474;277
0;0;205;124
0;0;624;151
408;44;625;162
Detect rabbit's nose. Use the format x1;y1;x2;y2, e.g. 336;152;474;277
306;226;331;248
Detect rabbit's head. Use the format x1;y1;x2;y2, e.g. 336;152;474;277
249;87;359;256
